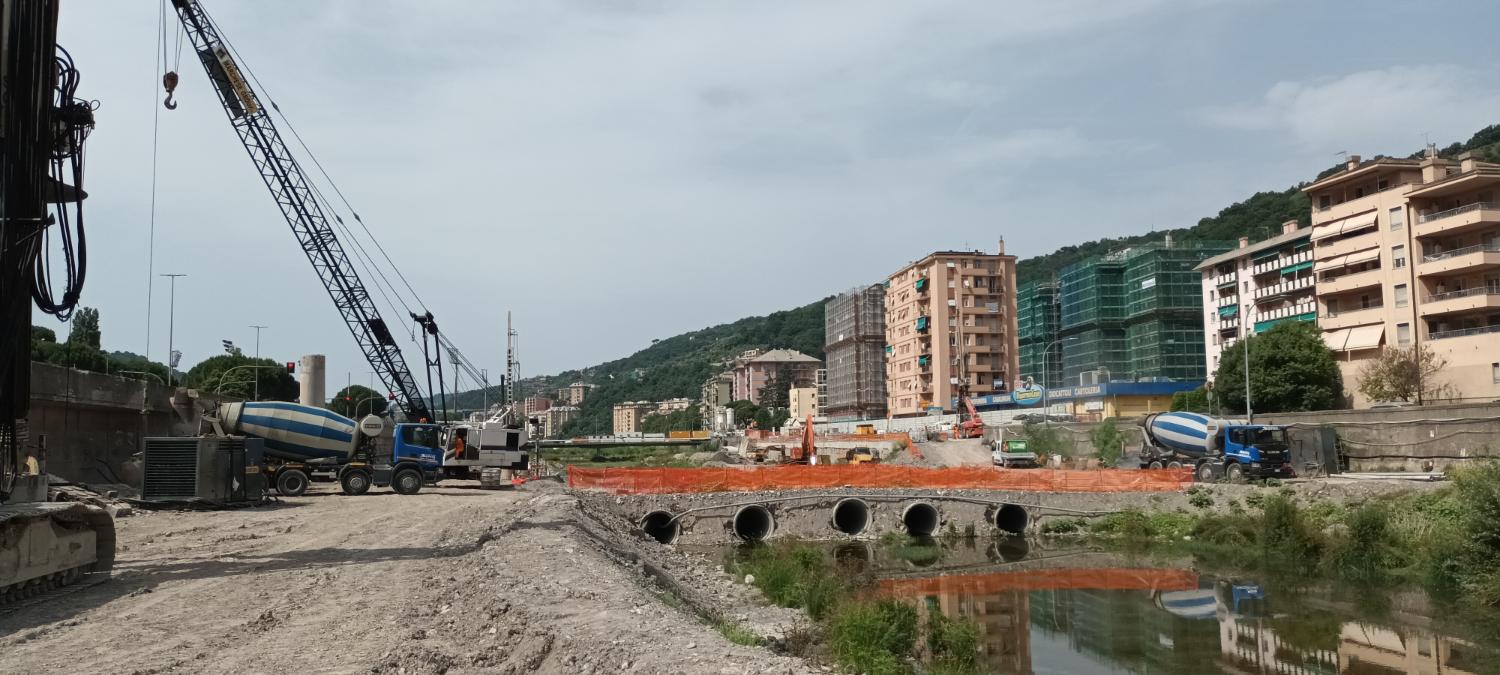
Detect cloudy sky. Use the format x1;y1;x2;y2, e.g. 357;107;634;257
45;0;1500;389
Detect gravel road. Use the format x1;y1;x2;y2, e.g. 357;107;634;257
0;481;812;675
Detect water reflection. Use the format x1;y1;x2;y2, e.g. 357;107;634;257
703;538;1496;674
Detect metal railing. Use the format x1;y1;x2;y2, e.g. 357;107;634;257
1424;287;1500;302
1421;242;1500;263
1324;304;1382;318
1429;323;1500;341
1418;201;1498;224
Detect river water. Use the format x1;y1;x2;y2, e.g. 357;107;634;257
703;539;1500;674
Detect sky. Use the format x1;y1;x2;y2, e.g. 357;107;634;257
42;0;1500;391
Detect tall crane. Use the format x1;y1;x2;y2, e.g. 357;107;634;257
168;0;432;421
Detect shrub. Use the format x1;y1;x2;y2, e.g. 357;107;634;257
828;599;919;675
1041;517;1086;535
1189;491;1214;509
928;612;979;671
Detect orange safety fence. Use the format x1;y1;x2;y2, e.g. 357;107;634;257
566;465;1193;494
877;567;1199;596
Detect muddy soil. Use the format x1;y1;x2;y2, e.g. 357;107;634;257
0;481;813;675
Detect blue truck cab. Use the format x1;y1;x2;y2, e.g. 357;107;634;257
1141;412;1293;482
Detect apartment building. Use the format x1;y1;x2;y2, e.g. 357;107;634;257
554;382;593;406
522;396;552;416
611;401;654;435
1196;220;1315;377
885;241;1019;417
537;405;578;439
823;285;888;421
789;386;818;421
1017;279;1062;388
655;397;692;414
728;349;821;405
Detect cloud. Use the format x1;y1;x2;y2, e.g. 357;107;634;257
1199;65;1500;151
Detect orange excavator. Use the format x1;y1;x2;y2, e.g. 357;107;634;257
956;395;985;439
789;415;816;463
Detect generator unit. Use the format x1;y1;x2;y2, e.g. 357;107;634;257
142;436;265;504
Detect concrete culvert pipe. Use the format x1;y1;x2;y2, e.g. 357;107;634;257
900;502;941;537
639;511;680;545
992;504;1030;536
732;504;775;542
831;498;871;536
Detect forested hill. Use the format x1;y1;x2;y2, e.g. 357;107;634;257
450;298;828;434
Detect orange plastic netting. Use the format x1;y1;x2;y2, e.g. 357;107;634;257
877;567;1199;596
566;465;1193;494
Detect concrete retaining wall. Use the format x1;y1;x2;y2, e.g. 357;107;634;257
1260;402;1500;472
27;362;205;487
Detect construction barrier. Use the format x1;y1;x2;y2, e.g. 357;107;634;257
566;465;1193;494
877;567;1199;596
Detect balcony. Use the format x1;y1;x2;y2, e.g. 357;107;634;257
1415;202;1500;238
1419;287;1500;318
1250;249;1315;276
1252;275;1315;301
1429;323;1500;341
1314;230;1381;260
1217;293;1239;307
1318;268;1383;295
1321;305;1384;330
1218;316;1239;330
1212;272;1237;288
1418;242;1500;276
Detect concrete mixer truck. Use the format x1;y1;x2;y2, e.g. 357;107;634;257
1139;412;1293;482
213;401;443;497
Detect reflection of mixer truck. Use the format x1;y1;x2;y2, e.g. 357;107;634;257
214;402;443;496
1140;412;1293;482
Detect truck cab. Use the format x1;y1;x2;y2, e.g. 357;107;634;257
1217;424;1291;479
337;420;444;496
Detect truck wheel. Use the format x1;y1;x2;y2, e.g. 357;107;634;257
1166;460;1183;469
1196;462;1218;482
1147;461;1164;470
1225;463;1246;484
340;469;372;496
276;469;310;497
392;468;423;495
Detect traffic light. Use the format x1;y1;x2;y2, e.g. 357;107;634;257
286;361;296;374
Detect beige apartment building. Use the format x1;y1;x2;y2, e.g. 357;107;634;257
555;382;593;406
538;405;578;439
610;401;654;435
788;386;818;421
1305;151;1500;407
885;241;1019;417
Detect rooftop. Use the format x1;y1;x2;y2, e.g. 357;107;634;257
1302;157;1421;193
1194;227;1311;271
747;348;821;364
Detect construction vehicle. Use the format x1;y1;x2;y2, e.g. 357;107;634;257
955;395;984;439
210;401;442;496
1140;411;1293;482
166;0;532;489
853;423;877;436
1;0;116;599
441;406;530;488
788;415;815;463
991;427;1038;469
845;447;877;465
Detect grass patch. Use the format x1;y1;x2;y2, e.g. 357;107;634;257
827;599;918;675
715;619;761;646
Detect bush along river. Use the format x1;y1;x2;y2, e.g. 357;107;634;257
702;464;1500;674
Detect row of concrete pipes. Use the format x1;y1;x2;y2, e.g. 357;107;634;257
638;497;1031;545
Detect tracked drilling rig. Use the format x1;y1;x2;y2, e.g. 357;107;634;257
0;0;115;600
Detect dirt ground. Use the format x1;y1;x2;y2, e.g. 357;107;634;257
0;481;813;675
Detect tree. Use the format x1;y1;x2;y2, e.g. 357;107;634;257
1213;321;1342;414
31;325;56;343
725;399;762;428
328;384;388;418
1356;345;1453;404
758;366;791;410
1021;421;1068;459
1171;386;1212;413
1090;418;1125;466
641;406;701;434
182;354;298;401
66;307;101;349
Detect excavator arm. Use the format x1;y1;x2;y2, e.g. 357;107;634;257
168;0;431;422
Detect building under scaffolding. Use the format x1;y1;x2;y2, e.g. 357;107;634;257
1044;238;1231;386
823;285;887;421
1017;279;1062;388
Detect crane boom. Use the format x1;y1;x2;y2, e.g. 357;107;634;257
169;0;431;421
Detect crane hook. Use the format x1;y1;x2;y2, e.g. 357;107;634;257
162;71;179;110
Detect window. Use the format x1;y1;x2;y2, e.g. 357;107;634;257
1389;206;1404;230
1395;284;1409;308
1493;363;1500;384
1360;294;1375;309
402;425;439;449
1319;195;1331;209
1392;244;1407;269
1397;323;1411;346
1326;298;1340;316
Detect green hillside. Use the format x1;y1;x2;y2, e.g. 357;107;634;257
454;123;1500;435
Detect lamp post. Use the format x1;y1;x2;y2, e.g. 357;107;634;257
1242;333;1253;423
249;324;267;400
1041;337;1079;425
355;395;382;418
160;273;186;386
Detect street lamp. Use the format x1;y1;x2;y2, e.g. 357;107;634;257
159;273;186;386
249;325;267;401
1041;337;1079;424
355;395;383;418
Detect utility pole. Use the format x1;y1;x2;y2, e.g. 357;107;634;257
249;324;267;400
1242;334;1253;423
160;274;186;386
